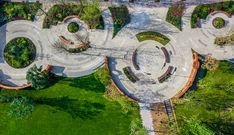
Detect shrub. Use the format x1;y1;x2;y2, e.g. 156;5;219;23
26;65;51;90
136;31;170;45
212;17;225;29
67;22;79;33
4;37;36;68
214;33;234;46
109;5;130;38
166;2;185;30
202;56;219;71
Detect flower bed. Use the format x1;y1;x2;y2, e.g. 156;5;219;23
43;4;104;29
67;22;79;33
212;17;225;29
214;33;234;46
166;2;185;31
109;5;130;38
136;31;170;45
4;37;36;68
123;67;139;83
0;2;41;26
191;1;234;28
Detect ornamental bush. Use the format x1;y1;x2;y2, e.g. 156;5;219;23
26;65;51;90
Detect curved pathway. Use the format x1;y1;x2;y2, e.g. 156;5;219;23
0;4;233;104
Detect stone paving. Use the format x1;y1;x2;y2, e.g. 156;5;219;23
0;3;233;103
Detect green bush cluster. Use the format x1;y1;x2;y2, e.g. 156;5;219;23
67;22;79;33
136;31;170;45
4;37;36;68
109;6;130;38
191;1;234;28
123;67;139;83
212;17;225;29
166;2;185;31
8;97;34;120
0;2;41;26
214;33;234;46
43;4;104;29
26;65;51;90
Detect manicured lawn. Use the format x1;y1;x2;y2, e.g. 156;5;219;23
0;68;144;135
174;61;234;135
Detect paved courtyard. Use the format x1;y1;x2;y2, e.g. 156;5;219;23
0;3;233;103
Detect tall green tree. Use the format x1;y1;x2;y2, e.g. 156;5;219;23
26;65;50;90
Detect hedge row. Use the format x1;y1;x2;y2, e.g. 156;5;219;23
214;34;234;46
109;5;130;38
136;31;170;45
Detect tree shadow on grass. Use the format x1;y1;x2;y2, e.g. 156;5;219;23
35;96;105;120
63;75;106;93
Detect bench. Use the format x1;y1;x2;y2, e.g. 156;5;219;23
161;47;170;63
132;49;140;70
59;36;73;45
158;66;173;83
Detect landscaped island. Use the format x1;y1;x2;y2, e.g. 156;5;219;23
191;1;234;28
4;37;36;68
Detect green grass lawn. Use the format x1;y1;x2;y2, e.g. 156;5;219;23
0;68;144;135
174;61;234;135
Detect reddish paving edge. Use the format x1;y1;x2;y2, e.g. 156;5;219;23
0;65;52;90
175;52;200;98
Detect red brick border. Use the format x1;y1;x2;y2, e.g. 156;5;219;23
0;65;52;90
175;53;200;98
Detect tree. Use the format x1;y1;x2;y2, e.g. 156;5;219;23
26;64;50;90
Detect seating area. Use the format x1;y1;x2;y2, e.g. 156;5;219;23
158;66;173;83
161;47;170;63
123;66;139;83
132;49;140;70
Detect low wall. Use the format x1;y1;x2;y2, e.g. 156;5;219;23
175;53;200;98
